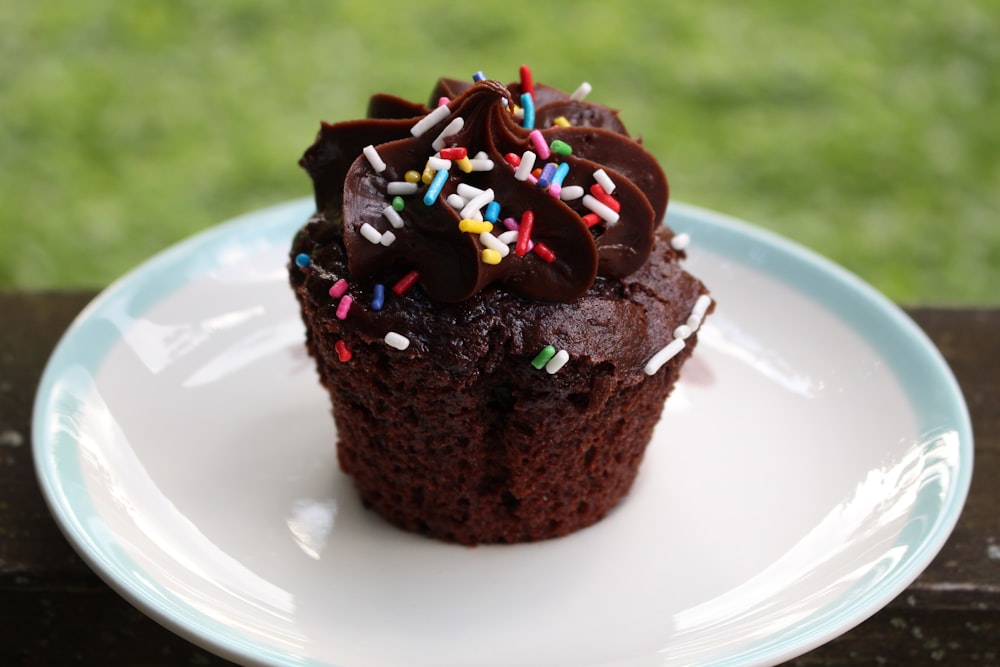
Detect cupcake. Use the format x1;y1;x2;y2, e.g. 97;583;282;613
289;68;712;545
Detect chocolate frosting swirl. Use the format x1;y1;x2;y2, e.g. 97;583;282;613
299;77;669;303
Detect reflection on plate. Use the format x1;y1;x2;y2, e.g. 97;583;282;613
33;199;972;666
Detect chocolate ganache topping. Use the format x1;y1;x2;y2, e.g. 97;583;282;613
299;74;669;303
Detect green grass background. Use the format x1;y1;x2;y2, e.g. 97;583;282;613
2;1;998;304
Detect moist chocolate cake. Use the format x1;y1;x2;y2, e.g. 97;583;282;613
290;69;712;544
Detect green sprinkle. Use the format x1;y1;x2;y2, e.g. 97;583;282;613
531;345;557;369
550;139;572;156
392;196;405;211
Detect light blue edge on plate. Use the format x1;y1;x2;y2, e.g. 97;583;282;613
32;198;973;667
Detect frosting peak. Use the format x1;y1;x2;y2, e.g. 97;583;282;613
299;73;669;303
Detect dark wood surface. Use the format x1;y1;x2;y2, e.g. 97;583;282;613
1;291;997;666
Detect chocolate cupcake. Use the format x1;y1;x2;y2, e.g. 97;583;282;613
290;69;712;544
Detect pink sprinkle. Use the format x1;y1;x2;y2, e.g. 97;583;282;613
329;278;349;299
548;184;562;199
336;295;353;320
528;130;550;160
437;96;450;107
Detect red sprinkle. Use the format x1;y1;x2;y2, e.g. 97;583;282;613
582;213;601;228
335;340;352;362
504;152;521;167
533;242;556;263
439;147;467;160
589;183;621;213
515;210;535;257
392;270;420;296
519;64;535;102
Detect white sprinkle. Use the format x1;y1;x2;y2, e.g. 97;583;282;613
384;331;410;350
362;145;386;173
691;294;712;320
514;150;537;181
431;116;465;151
593;168;616;194
559;185;585;201
473;151;489;159
670;232;691;251
569;81;592;102
467;158;495;171
479;232;510;257
387;181;419;195
426;156;452;172
456;183;486;199
410;104;451;137
461;188;495;219
644;339;686;376
497;230;520;245
582;194;620;224
380;230;396;246
673;324;692;340
545;349;570;374
446;193;467;210
382;204;405;229
360;222;383;244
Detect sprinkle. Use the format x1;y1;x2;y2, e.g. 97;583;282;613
426;156;452;172
362;145;387;173
385;331;410;350
437;96;450;107
552;116;571;128
545;350;570;374
504;152;521;167
456;156;473;173
457;183;485;199
391;196;405;212
329;278;349;298
335;340;352;362
387;181;419;195
548;184;562;199
569;81;592;102
446;193;467;210
371;284;385;310
582;212;601;228
432;117;465;151
673;324;692;340
528;130;550;160
515;210;535;256
459;219;493;234
531;345;556;369
550;139;572;156
335;295;353;320
460;187;495;219
514;150;537;181
537;162;558;188
644;339;685;375
670;232;691;251
480;231;510;257
589;183;621;213
551;163;571;188
582;194;620;225
383;204;405;228
497;229;520;245
533;242;556;263
519;64;535;102
520;92;535;130
687;294;713;330
360;222;383;244
439;147;467;160
423;168;449;206
410;104;451;138
472;70;487;82
380;230;396;246
421;165;435;184
481;248;502;265
392;270;420;296
559;185;585;201
484;201;501;223
468;157;495;171
404;170;421;183
294;253;311;268
593;168;616;194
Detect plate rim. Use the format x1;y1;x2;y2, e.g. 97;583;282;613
31;198;974;667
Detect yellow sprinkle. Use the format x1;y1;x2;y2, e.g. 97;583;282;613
459;219;493;234
421;165;435;184
553;116;571;127
404;170;421;183
456;156;473;173
481;248;502;265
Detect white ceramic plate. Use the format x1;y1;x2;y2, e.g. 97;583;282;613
34;199;973;667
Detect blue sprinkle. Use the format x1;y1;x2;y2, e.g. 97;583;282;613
536;162;558;189
371;284;385;311
551;162;571;188
294;253;311;268
520;92;535;130
423;168;449;206
472;70;487;82
484;201;501;223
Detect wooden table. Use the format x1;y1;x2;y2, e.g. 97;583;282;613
1;291;996;666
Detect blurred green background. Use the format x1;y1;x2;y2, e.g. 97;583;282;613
2;1;998;303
